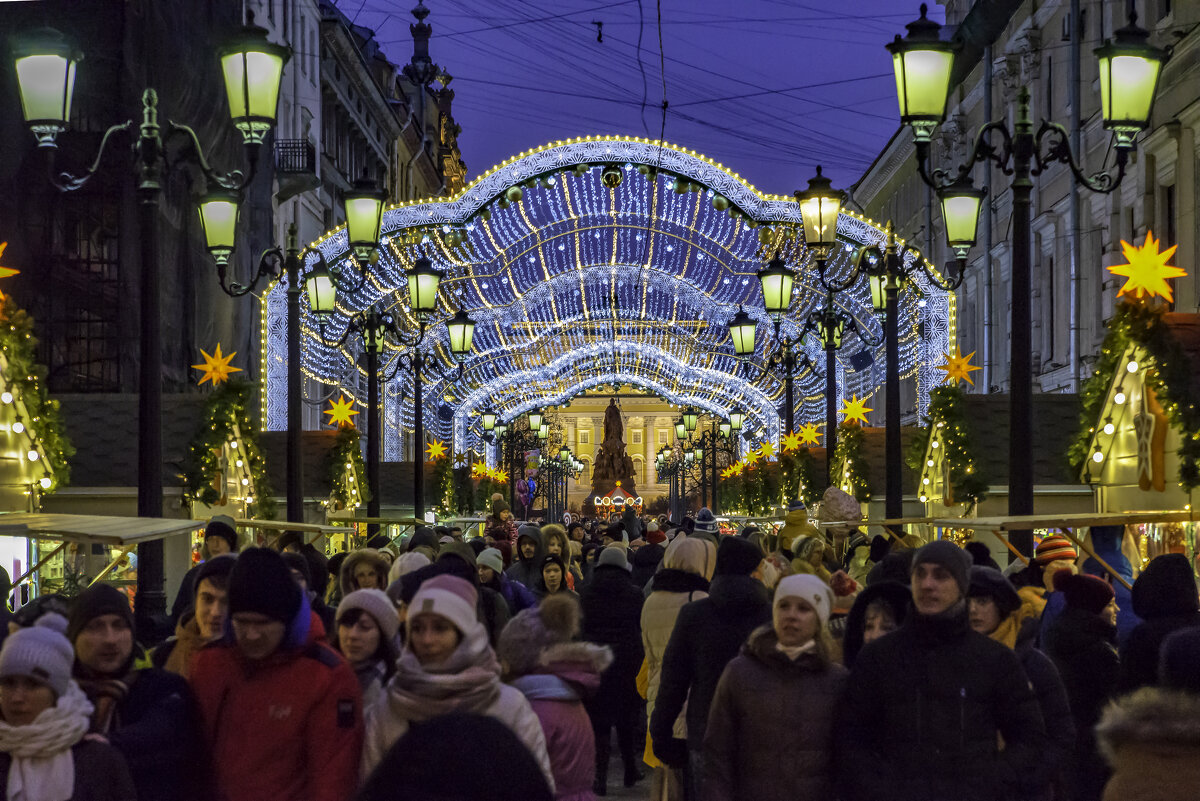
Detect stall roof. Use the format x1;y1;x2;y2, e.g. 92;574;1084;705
0;513;202;545
325;512;425;526
234;518;355;535
930;510;1196;531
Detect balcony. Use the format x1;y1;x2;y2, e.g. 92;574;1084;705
273;139;320;202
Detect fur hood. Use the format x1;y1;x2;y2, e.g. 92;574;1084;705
340;548;391;595
1097;688;1200;761
541;640;614;675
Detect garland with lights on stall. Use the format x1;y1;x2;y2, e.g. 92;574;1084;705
1069;300;1200;488
779;429;821;507
0;293;73;490
907;385;988;506
427;440;456;517
184;379;276;518
328;426;370;510
830;421;870;501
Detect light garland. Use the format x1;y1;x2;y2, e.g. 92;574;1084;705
910;385;987;506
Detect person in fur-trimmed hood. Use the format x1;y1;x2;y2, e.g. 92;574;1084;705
340;548;391;596
1096;627;1200;801
498;594;613;801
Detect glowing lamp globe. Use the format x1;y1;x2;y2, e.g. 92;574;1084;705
528;410;543;430
11;28;81;147
218;21;290;146
305;261;337;316
729;308;757;357
795;167;843;252
885;4;957;142
757;257;794;317
197;189;241;265
344;173;386;260
481;409;497;432
1095;17;1168;146
682;407;699;433
407;257;444;315
939;179;985;257
446;310;476;360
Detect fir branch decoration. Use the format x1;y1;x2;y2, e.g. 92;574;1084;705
184;379;276;519
0;296;73;489
831;422;870;501
919;385;988;505
779;447;820;508
1069;300;1200;489
328;426;369;509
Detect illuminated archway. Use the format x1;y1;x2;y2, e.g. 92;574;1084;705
262;136;954;454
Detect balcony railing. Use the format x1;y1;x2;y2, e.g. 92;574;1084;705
274;139;316;174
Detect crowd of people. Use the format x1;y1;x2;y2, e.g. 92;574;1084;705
0;494;1196;801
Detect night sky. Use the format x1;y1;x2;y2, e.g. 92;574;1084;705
339;0;945;195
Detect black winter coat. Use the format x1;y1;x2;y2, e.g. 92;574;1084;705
1014;616;1075;797
0;741;136;801
835;604;1049;801
1119;553;1200;693
580;564;645;709
1043;606;1119;801
650;574;771;752
631;543;666;589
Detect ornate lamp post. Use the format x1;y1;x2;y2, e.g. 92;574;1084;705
11;20;288;630
886;3;1167;551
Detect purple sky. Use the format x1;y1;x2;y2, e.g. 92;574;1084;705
340;0;945;194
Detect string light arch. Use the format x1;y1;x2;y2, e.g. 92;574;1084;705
262;136;954;453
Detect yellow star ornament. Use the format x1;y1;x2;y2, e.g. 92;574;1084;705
426;439;448;461
781;431;803;452
759;441;776;459
471;462;487;477
492;468;509;484
324;395;359;428
192;344;242;386
1108;231;1185;302
798;423;821;446
841;395;873;427
454;452;467;466
744;449;761;466
936;347;982;386
0;242;20;280
731;462;744;476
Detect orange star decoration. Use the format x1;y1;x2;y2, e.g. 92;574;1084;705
0;242;20;292
471;462;488;477
192;344;242;386
759;441;776;460
841;395;873;427
1108;231;1185;302
798;423;821;446
492;468;509;483
781;430;804;452
324;395;359;428
426;439;448;461
744;449;761;466
935;347;982;386
731;462;744;476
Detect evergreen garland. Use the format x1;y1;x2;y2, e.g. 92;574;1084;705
910;385;988;505
0;296;73;489
779;448;821;508
184;379;276;519
831;422;870;501
1068;300;1200;489
429;453;454;516
328;426;369;509
452;465;475;516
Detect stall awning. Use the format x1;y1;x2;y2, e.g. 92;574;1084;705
931;510;1196;531
0;513;202;546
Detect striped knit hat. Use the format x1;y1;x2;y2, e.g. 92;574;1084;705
1035;534;1078;565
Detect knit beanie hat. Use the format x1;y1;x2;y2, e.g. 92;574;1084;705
714;535;764;577
647;528;667;545
389;552;432;584
194;554;237;599
205;514;239;552
409;574;478;636
68;583;134;643
281;552;312;589
693;507;719;536
227;547;302;625
968;566;1022;617
337;589;400;644
910;540;972;597
11;594;69;630
437;541;478;571
775;573;835;628
0;613;73;697
1035;534;1078;565
476;548;505;575
1053;569;1114;615
496;594;581;678
818;486;862;524
491;495;511;517
787;498;806;511
597;545;631;572
540;554;566;575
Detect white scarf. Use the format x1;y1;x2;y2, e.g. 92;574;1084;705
0;681;94;801
775;639;817;661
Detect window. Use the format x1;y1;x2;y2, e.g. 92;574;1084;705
579;430;590;445
632;430;642;445
657;429;668;445
1160;0;1172;20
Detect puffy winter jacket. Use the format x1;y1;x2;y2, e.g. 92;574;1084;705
579;564;645;711
1119;553;1200;692
190;598;364;801
640;568;709;734
506;528;545;591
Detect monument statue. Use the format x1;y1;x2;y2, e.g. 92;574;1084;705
590;398;637;501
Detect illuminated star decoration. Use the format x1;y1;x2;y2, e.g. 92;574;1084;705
0;243;20;298
426;439;448;461
744;448;761;466
324;395;359;428
454;452;467;466
1108;230;1185;302
192;344;242;386
731;462;744;476
492;468;509;483
759;441;776;460
781;431;803;452
798;423;821;446
841;395;873;427
471;462;488;477
935;347;982;386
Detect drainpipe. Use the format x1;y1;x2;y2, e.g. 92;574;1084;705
1069;0;1082;389
983;45;995;390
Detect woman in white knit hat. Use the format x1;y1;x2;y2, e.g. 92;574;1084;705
332;589;400;711
360;575;554;793
0;614;135;801
701;574;847;801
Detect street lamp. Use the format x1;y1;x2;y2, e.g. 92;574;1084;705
11;18;288;632
344;173;387;263
757;257;794;319
682;407;699;433
528;409;544;431
196;189;240;266
481;408;498;433
728;308;757;357
887;3;1168;552
675;419;687;440
794;166;844;264
445;310;476;360
729;410;744;432
407;256;444;315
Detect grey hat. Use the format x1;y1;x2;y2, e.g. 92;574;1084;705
694;507;718;535
597;545;631;572
336;589;400;645
0;613;74;697
477;548;505;575
911;540;972;597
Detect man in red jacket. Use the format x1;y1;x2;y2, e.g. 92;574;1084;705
191;548;364;801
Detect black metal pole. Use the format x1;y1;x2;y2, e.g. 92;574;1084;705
134;90;165;634
366;331;380;536
784;349;795;437
413;351;425;521
285;225;304;524
710;424;718;513
825;338;837;486
885;270;902;520
1009;87;1035;556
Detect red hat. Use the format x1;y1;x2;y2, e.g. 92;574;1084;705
647;529;667;545
1053;569;1114;615
1035;534;1077;565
